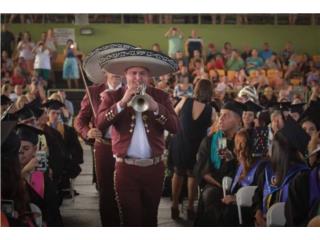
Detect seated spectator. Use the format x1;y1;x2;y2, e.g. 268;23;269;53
206;43;219;62
11;67;26;87
246;49;264;73
15;95;29;110
306;65;320;86
184;29;204;58
191;59;205;78
1;83;12;98
189;50;204;73
157;74;171;92
164;27;184;58
226;50;245;71
214;54;225;70
2;71;12;84
175;51;189;67
259;86;277;108
173;75;193;99
265;53;282;70
9;84;24;102
281;41;295;66
241;46;251;61
152;43;162;53
259;42;273;62
1;50;14;72
221;41;233;61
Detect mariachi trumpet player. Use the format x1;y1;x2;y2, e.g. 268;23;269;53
74;43;136;227
96;47;180;226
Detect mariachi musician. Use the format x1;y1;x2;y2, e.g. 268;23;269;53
74;43;135;226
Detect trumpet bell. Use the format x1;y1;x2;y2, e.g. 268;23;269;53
131;95;149;113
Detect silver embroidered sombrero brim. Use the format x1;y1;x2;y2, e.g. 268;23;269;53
83;43;136;83
99;49;179;77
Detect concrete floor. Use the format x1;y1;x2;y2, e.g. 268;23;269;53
60;144;193;227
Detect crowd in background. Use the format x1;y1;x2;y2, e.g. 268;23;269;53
1;23;320;227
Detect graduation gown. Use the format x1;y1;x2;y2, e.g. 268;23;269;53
193;134;238;226
252;162;310;222
43;125;67;183
285;164;320;226
26;172;63;226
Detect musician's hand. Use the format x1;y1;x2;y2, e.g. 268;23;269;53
218;148;234;162
87;128;102;139
144;94;159;112
119;86;137;108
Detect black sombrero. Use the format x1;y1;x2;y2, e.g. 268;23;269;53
83;43;136;83
99;49;179;77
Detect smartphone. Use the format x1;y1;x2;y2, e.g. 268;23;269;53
1;200;15;218
35;151;48;172
218;137;227;150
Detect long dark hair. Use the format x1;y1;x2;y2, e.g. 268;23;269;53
193;79;213;103
234;128;256;179
271;131;304;185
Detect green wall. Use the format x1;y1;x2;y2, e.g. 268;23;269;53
9;24;320;55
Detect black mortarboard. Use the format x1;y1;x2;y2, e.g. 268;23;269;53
42;100;65;110
13;106;35;122
269;101;291;112
244;101;263;114
1;95;12;106
290;103;305;114
222;100;246;117
278;116;311;156
1;121;20;160
299;99;320;130
1;121;17;145
26;99;45;118
16;124;43;145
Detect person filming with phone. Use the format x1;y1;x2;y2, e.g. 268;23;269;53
16;124;63;226
194;100;245;226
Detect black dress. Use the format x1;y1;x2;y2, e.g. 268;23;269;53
169;98;212;174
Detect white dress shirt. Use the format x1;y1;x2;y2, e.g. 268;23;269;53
116;102;152;159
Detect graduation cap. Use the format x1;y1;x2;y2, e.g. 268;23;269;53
13;106;36;122
16;124;43;145
1;121;17;145
299;99;320;130
290;103;305;114
269;101;291;112
1;121;21;160
26;99;45;119
277;116;311;156
244;101;263;114
42;100;65;110
222;100;246;117
1;95;12;106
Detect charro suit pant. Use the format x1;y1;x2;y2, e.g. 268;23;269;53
114;161;165;226
94;141;120;226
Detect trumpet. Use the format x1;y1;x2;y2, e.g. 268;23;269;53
128;84;149;113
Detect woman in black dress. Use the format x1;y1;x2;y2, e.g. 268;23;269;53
169;79;215;220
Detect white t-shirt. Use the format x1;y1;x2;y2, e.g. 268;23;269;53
34;49;51;70
18;41;35;60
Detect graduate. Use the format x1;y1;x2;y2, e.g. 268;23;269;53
218;128;269;226
252;117;311;227
16;124;63;226
193;100;244;226
1;121;34;226
242;100;263;129
43;100;83;198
